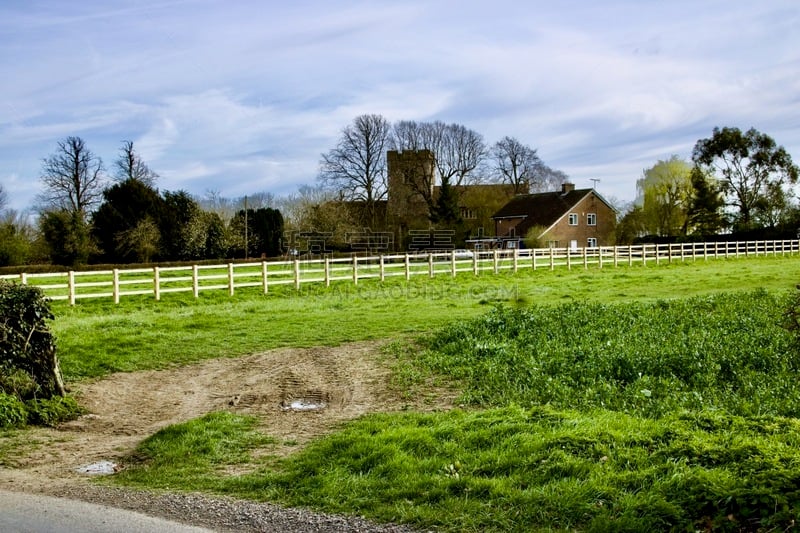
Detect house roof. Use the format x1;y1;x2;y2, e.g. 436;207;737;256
491;188;597;237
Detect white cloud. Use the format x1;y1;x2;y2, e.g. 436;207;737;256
1;0;798;213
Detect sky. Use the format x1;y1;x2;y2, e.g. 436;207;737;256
1;0;798;214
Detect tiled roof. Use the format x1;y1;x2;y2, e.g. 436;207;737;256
491;189;593;236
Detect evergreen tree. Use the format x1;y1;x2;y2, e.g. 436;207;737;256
687;168;726;236
91;179;165;263
431;177;462;226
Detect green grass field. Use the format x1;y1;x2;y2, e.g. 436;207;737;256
15;255;800;531
51;255;800;380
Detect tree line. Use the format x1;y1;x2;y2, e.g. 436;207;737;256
1;138;284;267
1;120;796;267
0;115;567;266
618;127;799;241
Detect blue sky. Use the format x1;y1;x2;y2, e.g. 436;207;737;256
1;0;798;213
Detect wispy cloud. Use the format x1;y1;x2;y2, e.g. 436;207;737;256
1;0;798;212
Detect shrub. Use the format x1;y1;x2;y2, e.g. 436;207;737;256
0;366;38;398
25;396;83;427
0;280;66;399
0;392;27;428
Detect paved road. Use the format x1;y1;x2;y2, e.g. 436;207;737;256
0;490;214;533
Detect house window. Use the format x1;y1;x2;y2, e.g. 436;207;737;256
461;207;477;220
568;213;578;225
587;237;598;248
546;240;559;248
587;213;597;226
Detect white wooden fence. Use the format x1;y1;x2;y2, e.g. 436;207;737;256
2;240;798;305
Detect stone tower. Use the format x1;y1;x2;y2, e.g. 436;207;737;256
386;150;436;247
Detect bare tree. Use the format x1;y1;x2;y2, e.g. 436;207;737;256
392;120;487;213
115;140;158;186
435;122;486;187
394;121;486;186
240;191;276;210
491;136;542;194
319;114;392;224
276;185;333;229
201;189;237;222
39;136;105;217
492;136;569;194
532;166;569;193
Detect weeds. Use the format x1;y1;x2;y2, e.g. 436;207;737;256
417;290;800;418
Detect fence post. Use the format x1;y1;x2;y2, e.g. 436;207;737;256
494;249;500;274
583;247;588;269
353;256;359;285
428;253;435;278
68;270;76;306
613;245;618;268
473;251;479;276
628;245;633;267
261;261;268;294
187;265;198;298
19;272;27;285
405;254;411;281
599;247;604;269
294;259;301;290
324;258;331;287
380;254;386;282
512;248;519;273
114;268;120;304
154;266;161;301
451;251;457;277
227;263;234;296
550;247;555;270
566;247;571;270
532;249;537;271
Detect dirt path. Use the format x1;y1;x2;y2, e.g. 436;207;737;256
0;341;453;494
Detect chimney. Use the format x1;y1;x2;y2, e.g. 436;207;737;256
561;182;575;194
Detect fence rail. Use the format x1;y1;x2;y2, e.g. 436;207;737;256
2;240;798;305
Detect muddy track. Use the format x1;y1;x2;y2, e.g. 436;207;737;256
0;341;455;495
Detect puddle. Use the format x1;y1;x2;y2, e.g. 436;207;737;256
76;460;118;475
282;399;326;411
